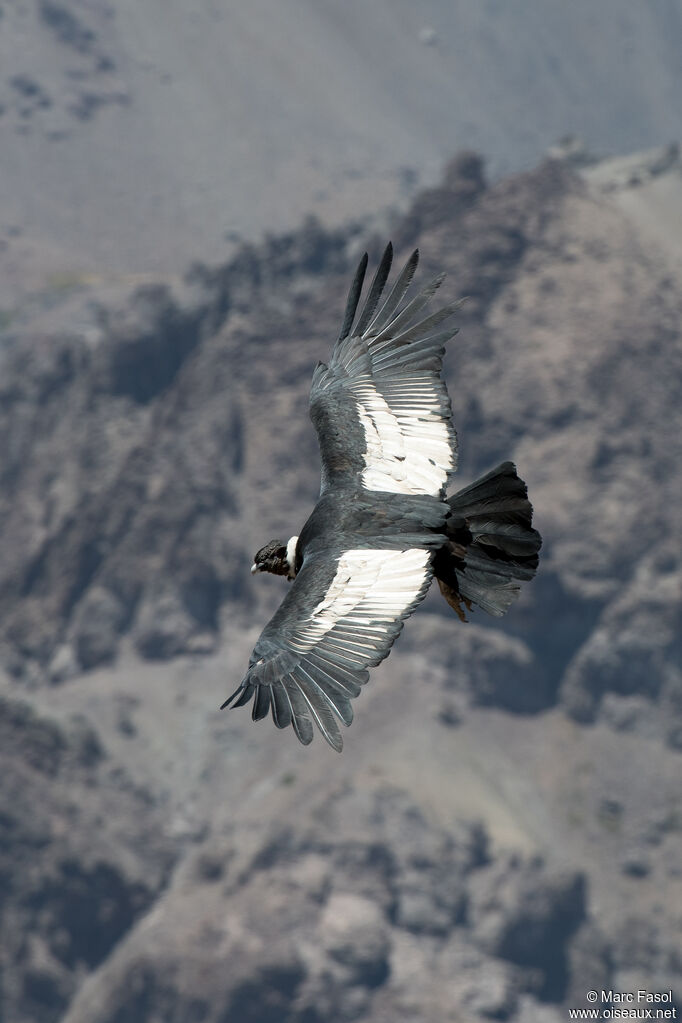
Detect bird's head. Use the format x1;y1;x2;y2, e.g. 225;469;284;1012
251;535;300;581
251;540;288;577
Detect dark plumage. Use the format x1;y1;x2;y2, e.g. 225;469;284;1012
225;244;542;750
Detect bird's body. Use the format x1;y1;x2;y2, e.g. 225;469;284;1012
227;244;541;750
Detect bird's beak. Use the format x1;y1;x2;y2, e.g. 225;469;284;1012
250;563;258;574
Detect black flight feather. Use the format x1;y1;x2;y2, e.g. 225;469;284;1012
283;677;314;745
252;684;271;721
365;248;420;336
386;299;466;349
270;684;293;729
353;242;393;337
371;272;446;347
220;682;254;710
338;252;368;342
299;668;354;726
305;652;364;697
292;670;343;752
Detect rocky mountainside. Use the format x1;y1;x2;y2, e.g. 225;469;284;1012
2;0;682;276
0;149;681;1022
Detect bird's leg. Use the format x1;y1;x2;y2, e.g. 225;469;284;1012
436;578;472;622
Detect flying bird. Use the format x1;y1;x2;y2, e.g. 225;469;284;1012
223;244;541;750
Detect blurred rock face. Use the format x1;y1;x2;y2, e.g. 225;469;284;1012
2;0;682;273
0;150;680;1022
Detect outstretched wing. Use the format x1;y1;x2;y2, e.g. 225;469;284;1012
222;545;434;751
310;243;462;498
225;246;459;750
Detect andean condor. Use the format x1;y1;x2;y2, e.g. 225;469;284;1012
223;244;542;750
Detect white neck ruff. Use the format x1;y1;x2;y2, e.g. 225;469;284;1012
286;535;299;580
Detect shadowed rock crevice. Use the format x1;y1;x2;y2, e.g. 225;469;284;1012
23;860;152;970
96;965;210;1023
218;962;308;1023
470;856;588;1003
95;286;207;405
0;696;176;1023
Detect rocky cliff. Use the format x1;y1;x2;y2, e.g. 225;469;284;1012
0;149;680;1022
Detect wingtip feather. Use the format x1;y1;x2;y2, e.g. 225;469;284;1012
220;682;254;710
252;683;271;721
353;242;394;337
338;251;368;342
364;247;420;337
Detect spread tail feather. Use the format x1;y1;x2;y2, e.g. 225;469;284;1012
434;462;542;619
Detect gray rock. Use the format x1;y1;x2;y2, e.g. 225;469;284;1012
461;960;517;1019
563;922;612;1009
318;893;390;987
0;146;681;1023
470;856;586;1000
560;544;682;733
132;585;203;660
406;615;547;712
0;695;174;1023
47;642;79;684
660;666;682;751
71;586;128;670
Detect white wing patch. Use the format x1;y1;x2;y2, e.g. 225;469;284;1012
350;375;455;496
288;548;431;656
